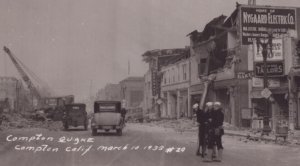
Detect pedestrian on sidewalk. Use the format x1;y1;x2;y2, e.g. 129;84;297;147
209;101;224;162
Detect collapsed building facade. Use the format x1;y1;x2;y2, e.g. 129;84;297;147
188;4;300;130
141;3;300;131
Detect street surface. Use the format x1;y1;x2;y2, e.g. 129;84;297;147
0;123;300;166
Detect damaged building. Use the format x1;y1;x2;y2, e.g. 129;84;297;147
142;48;190;119
119;77;144;108
0;76;31;112
188;4;300;130
160;50;191;119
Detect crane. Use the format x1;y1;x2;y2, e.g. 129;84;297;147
3;46;43;108
3;46;75;121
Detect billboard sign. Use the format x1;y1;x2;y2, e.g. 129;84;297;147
241;6;296;45
253;38;283;61
254;61;284;77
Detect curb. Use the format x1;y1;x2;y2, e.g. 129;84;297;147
224;131;275;142
180;128;277;142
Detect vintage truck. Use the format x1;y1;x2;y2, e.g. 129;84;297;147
62;103;88;131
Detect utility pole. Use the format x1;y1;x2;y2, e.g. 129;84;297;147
248;0;256;5
256;30;273;135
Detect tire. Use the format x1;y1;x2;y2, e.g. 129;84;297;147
92;129;97;136
116;129;122;136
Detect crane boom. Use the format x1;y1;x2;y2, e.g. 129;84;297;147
3;46;42;102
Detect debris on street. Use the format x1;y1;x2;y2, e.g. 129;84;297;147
142;118;300;146
0;112;63;131
144;118;198;133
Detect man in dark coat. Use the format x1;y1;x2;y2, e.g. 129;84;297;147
208;101;224;162
202;102;214;161
196;102;213;157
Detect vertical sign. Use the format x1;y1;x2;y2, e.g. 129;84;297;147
151;69;158;96
241;6;296;45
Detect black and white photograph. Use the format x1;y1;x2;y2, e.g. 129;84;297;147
1;0;300;165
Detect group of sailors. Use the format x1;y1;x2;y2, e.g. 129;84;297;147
193;101;225;162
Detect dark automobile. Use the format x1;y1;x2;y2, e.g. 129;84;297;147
62;103;88;130
91;101;125;136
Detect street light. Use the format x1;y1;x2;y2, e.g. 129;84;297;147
256;29;273;135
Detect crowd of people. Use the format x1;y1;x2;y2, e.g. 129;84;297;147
193;101;225;162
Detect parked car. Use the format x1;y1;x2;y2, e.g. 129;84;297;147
91;101;125;136
62;103;88;130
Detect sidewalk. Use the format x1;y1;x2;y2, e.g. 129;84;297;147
224;127;300;146
143;118;300;146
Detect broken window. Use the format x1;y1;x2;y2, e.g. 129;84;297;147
198;58;207;76
208;35;227;73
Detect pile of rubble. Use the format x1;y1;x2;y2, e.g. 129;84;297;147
223;122;240;131
145;118;300;146
224;125;300;146
0;112;63;131
145;118;198;133
146;118;244;133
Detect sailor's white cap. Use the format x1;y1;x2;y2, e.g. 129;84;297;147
192;103;199;109
206;102;213;106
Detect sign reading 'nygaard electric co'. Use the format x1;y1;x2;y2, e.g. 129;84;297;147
241;6;296;45
254;61;284;77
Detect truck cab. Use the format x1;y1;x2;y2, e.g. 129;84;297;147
62;103;88;130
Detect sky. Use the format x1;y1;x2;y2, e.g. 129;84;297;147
1;0;300;101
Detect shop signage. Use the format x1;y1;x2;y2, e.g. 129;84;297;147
241;6;296;45
254;61;284;77
253;38;283;61
237;71;254;79
252;77;280;88
261;88;272;98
